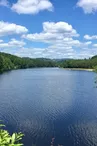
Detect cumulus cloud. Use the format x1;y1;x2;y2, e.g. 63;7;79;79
0;38;26;48
0;0;9;7
0;39;3;43
11;0;53;14
77;0;97;14
43;22;77;34
1;44;95;59
93;44;97;47
80;47;97;58
0;20;94;59
84;34;97;40
84;41;92;45
22;21;79;43
0;21;28;37
9;47;75;59
8;45;95;59
20;21;94;59
22;21;92;49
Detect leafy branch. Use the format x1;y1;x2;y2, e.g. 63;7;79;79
0;123;24;146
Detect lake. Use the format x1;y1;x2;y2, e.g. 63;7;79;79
0;68;97;146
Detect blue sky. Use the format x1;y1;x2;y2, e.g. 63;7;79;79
0;0;97;59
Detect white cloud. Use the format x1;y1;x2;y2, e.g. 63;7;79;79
84;34;97;40
1;43;96;59
0;21;28;37
20;21;94;59
0;38;26;48
22;21;79;43
11;47;75;59
0;39;3;43
0;0;9;7
9;45;95;59
0;20;94;59
84;41;92;45
77;0;97;14
22;21;92;49
9;38;26;47
43;22;78;35
11;0;53;15
22;33;62;43
79;47;97;58
93;44;97;47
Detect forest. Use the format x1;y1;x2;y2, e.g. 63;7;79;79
0;52;56;73
0;52;97;73
58;55;97;69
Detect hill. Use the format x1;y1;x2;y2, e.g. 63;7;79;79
0;52;56;73
1;52;97;73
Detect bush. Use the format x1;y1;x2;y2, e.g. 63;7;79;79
0;123;24;146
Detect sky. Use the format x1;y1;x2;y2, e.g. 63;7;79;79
0;0;97;59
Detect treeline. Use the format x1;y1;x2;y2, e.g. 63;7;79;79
1;52;97;73
0;52;56;73
58;56;97;69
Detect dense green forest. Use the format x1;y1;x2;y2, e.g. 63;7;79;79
0;52;56;73
0;52;97;73
57;56;97;70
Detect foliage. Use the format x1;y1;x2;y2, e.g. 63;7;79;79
1;52;97;73
0;123;24;146
0;52;57;73
59;57;97;69
93;66;97;72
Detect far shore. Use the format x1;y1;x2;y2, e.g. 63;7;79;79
63;68;94;72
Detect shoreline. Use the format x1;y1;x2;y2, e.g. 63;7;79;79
0;68;94;74
63;68;94;72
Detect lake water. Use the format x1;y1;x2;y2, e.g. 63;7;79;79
0;68;97;146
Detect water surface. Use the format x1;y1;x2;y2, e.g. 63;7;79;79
0;68;97;146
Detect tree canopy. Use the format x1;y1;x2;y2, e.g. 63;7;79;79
1;52;97;73
0;52;56;73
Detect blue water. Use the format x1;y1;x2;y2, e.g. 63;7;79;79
0;68;97;146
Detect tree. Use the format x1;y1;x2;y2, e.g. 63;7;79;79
0;55;4;72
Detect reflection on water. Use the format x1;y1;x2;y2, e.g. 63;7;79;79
0;68;97;146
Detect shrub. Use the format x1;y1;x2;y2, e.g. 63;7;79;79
0;123;24;146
